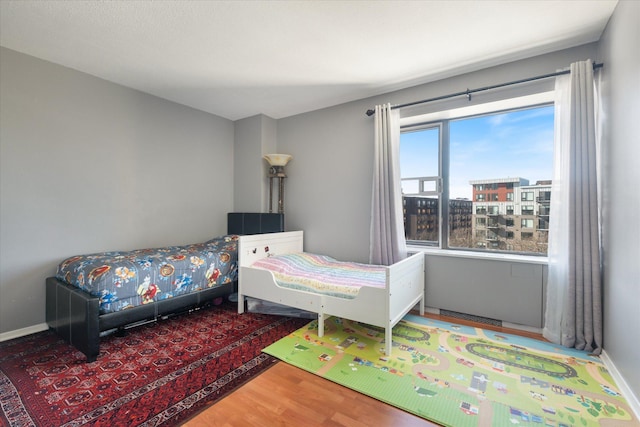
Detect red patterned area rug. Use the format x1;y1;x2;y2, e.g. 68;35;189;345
0;302;308;427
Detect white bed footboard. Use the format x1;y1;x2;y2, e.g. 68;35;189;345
237;231;425;355
388;252;426;324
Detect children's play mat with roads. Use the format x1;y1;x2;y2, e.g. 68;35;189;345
264;314;638;427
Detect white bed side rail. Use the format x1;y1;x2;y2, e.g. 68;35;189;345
301;252;425;330
239;266;325;313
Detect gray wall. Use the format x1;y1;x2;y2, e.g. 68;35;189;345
0;47;234;335
271;44;598;332
272;26;638;405
275;43;599;262
233;114;278;212
424;254;546;328
598;0;640;404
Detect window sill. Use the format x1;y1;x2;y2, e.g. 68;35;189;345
407;246;548;265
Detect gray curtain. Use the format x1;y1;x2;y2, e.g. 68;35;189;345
369;103;407;265
544;59;603;354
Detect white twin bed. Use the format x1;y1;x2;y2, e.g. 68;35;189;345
237;231;425;355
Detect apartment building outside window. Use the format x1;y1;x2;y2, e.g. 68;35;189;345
400;102;553;255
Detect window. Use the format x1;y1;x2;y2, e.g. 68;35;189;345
539;191;551;202
400;125;440;244
400;100;553;255
521;192;534;201
521;219;534;228
522;205;534;215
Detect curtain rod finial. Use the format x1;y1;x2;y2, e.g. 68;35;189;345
366;109;375;117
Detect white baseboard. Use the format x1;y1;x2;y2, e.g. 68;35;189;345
600;349;640;421
0;323;49;342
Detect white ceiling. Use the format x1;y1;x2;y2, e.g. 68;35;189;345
0;1;617;121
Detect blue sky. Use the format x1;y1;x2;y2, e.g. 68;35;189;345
400;105;554;199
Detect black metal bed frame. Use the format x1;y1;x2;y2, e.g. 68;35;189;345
45;212;284;362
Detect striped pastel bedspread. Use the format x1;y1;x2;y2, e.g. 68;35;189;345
250;253;385;299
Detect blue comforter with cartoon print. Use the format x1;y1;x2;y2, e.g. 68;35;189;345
55;235;238;313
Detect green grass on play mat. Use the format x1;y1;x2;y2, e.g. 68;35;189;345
263;315;638;427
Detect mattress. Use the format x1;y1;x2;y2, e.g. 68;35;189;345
250;252;385;299
56;235;238;313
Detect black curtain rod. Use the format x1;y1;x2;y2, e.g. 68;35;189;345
365;62;603;116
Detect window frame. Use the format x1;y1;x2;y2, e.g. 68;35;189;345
522;205;535;215
522;192;535;201
521;218;534;228
399;91;554;257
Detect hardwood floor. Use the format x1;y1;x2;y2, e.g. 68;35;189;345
181;312;545;427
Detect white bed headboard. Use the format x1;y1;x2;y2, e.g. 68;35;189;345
238;231;304;267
